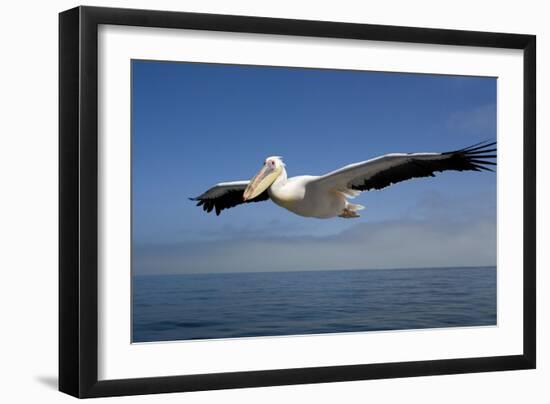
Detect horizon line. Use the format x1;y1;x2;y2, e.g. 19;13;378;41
133;264;496;277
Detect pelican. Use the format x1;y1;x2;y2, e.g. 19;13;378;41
191;141;496;219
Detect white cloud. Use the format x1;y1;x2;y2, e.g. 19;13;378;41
134;216;496;275
447;103;496;136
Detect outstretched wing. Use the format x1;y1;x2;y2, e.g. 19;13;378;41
190;180;270;215
309;141;496;194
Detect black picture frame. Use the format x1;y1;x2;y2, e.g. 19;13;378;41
59;5;536;398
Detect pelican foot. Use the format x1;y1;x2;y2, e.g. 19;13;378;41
338;208;360;219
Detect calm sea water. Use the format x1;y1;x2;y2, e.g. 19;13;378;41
132;266;496;343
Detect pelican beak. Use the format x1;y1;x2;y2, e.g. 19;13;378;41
243;164;280;200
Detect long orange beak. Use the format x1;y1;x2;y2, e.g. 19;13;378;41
243;164;278;200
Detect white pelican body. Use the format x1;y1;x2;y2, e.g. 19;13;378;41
268;174;356;218
191;141;496;219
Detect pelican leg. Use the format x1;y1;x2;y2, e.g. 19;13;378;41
338;202;364;219
338;208;360;218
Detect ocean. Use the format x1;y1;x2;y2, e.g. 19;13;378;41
132;266;496;343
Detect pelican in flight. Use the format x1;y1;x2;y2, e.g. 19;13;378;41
191;141;496;219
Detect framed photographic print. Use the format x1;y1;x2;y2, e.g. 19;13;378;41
59;6;536;398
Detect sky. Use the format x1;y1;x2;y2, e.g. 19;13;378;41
132;60;497;275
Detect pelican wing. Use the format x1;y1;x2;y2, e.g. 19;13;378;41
310;141;496;194
190;180;270;215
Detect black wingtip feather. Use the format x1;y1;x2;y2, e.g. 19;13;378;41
466;149;497;155
470;159;496;165
191;189;270;216
462;140;496;151
352;140;496;192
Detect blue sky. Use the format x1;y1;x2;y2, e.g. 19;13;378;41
132;60;496;274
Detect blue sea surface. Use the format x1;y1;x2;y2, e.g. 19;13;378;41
132;266;496;343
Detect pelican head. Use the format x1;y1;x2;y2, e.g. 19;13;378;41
243;156;284;200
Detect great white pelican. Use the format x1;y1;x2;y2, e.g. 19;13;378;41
191;141;496;219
